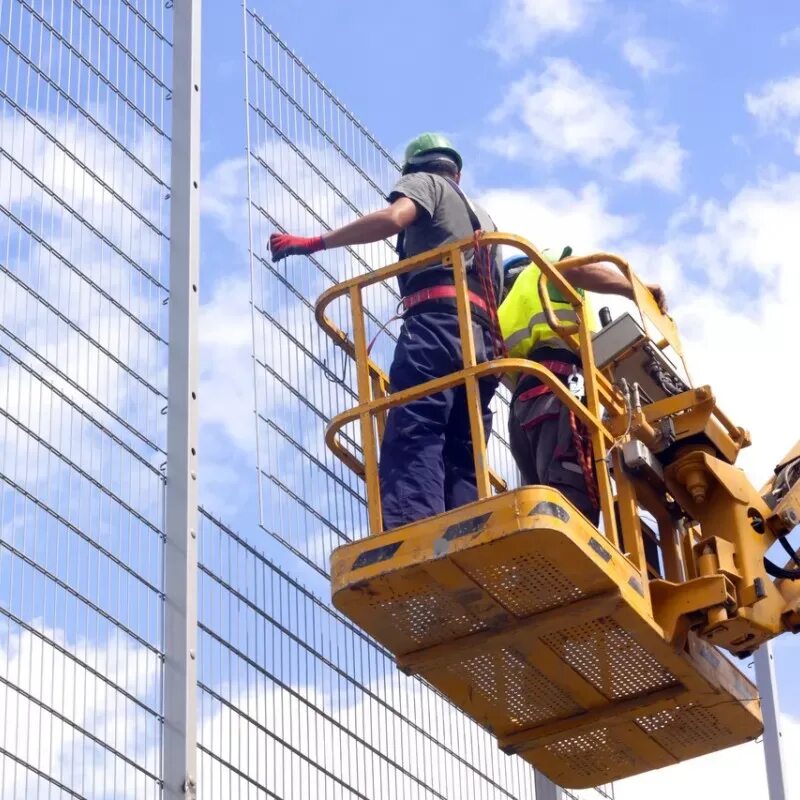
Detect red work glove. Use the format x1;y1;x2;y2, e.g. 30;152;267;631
269;232;325;262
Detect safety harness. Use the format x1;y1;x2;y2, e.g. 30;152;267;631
392;176;506;356
516;357;599;511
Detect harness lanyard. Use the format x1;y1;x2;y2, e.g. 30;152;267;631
473;230;507;358
440;177;506;358
385;178;505;357
519;363;598;510
569;409;599;510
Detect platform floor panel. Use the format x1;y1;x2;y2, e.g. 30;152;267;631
331;487;762;788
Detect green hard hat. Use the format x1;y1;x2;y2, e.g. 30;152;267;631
402;132;463;174
542;245;573;263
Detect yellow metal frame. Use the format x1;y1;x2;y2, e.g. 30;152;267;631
313;231;800;786
538;251;687;369
316;233;626;540
327;483;762;788
315;232;800;649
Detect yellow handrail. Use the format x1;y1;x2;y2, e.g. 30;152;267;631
536;250;689;376
315;233;626;414
314;232;631;544
325;357;615;478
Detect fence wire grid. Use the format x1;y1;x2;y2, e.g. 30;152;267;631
0;1;616;798
0;0;172;798
245;8;521;581
242;7;614;800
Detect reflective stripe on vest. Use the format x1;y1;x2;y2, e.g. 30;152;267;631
499;262;592;359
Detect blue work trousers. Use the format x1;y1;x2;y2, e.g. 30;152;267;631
379;310;498;530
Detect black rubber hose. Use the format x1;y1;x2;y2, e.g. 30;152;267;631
779;536;800;568
764;556;800;580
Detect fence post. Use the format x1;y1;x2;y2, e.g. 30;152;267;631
164;0;202;797
534;770;563;800
754;642;789;800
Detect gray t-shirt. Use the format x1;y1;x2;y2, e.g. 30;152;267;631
388;172;500;298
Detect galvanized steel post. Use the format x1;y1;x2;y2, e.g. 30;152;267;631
535;769;563;800
164;0;202;797
755;642;788;800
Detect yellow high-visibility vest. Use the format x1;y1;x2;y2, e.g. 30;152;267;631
499;261;593;360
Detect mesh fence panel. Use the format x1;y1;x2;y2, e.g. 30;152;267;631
0;1;171;797
0;3;616;798
245;9;519;579
197;508;557;800
241;8;613;800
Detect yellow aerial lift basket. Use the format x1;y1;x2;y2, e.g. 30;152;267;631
314;233;800;788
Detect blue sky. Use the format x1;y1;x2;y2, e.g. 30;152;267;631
196;0;800;795
1;0;799;796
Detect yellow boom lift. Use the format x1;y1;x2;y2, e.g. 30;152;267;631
314;233;800;788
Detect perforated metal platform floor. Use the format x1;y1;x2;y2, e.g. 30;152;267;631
331;487;762;788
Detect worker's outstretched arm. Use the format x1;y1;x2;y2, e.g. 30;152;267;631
269;198;418;261
562;263;667;313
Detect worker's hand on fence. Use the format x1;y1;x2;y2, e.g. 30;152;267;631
269;232;326;261
647;284;668;314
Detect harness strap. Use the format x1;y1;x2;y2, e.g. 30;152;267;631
367;286;490;356
515;359;599;510
473;230;507;358
569;410;599;510
397;177;502;290
367;311;403;356
516;361;575;402
402;285;488;313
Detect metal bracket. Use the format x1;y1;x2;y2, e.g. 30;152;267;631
622;439;665;490
649;575;735;646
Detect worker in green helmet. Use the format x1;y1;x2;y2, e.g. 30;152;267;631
270;133;503;530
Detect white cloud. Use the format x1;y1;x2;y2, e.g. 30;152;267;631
0;622;160;799
487;59;686;190
201;155;250;255
622;36;675;77
490;60;637;164
615;716;800;799
746;74;800;125
198;275;256;456
622;128;686;191
0;103;169;530
488;0;601;58
480;181;634;256
621;172;800;482
483;168;800;484
780;26;800;47
746;74;800;154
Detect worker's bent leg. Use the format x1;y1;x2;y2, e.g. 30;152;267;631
379;314;456;531
511;393;599;525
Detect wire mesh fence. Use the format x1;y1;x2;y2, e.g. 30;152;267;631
245;8;520;581
0;2;617;798
242;8;613;800
0;1;171;797
198;507;616;800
